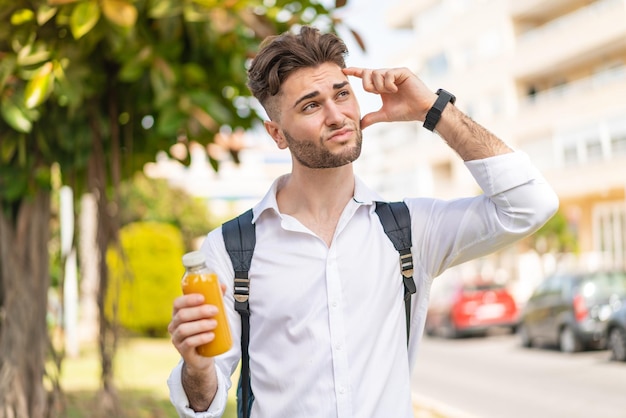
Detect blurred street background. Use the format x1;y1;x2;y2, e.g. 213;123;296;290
412;332;626;418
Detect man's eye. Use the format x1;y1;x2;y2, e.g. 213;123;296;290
303;102;318;111
337;90;350;99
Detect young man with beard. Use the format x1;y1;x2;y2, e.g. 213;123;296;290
167;26;558;417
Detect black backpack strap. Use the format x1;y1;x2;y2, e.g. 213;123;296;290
222;209;255;418
375;201;416;344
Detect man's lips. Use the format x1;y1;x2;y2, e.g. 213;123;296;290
327;128;353;142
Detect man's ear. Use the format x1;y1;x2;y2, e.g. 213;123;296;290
264;120;288;149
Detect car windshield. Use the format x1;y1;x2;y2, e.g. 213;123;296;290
578;272;626;299
463;283;504;292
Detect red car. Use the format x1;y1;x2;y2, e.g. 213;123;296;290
425;277;519;338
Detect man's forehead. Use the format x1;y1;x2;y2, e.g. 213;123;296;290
282;64;349;101
283;63;347;91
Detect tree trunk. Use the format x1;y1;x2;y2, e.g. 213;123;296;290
87;99;122;417
78;193;99;346
0;191;56;418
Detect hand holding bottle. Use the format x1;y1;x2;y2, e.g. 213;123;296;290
179;251;232;357
169;251;232;367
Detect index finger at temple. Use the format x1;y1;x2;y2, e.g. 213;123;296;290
343;67;364;78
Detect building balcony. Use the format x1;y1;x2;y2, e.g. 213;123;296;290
543;156;626;199
509;0;579;20
513;0;626;79
513;64;626;139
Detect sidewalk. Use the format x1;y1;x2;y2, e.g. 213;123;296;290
412;393;480;418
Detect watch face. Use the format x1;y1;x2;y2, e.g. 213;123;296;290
437;88;456;104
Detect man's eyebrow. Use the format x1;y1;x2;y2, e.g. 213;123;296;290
294;91;319;108
293;81;350;109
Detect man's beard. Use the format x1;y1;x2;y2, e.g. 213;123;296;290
283;125;363;169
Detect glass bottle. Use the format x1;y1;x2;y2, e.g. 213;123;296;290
181;251;232;356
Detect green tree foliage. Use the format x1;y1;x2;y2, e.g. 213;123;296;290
529;210;579;254
118;172;218;248
106;221;185;337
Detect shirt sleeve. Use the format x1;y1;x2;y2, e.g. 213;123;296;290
407;150;559;277
464;150;542;196
167;359;230;418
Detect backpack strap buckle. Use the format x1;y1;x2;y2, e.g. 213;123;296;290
399;249;416;295
234;274;250;312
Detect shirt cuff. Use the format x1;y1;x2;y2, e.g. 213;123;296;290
167;360;229;418
464;151;540;196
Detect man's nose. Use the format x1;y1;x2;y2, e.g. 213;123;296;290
325;102;344;126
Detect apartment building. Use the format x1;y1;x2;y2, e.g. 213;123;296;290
381;0;626;279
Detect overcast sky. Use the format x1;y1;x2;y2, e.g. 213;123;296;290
336;0;411;61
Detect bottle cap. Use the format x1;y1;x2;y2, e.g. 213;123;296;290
182;251;206;268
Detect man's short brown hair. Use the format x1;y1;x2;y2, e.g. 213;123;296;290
247;25;349;120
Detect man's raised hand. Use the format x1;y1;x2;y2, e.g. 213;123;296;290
343;67;436;130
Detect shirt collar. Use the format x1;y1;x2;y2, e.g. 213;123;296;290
251;174;386;223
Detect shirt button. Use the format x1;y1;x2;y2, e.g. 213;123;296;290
339;387;345;395
331;301;338;308
335;344;342;351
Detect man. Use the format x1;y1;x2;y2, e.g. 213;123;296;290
168;26;558;417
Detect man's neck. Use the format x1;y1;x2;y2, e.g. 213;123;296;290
276;164;355;245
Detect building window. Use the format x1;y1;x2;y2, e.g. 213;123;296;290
607;116;626;157
611;133;626;155
558;125;608;166
563;143;578;166
594;202;626;270
585;137;604;162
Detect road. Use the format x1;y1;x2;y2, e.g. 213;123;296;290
411;332;626;418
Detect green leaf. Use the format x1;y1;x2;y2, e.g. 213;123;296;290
156;108;185;137
101;0;137;28
34;166;51;188
183;3;211;23
118;59;146;82
0;54;16;90
147;0;182;18
205;98;233;125
53;61;87;111
0;136;18;163
16;48;51;67
1;100;32;133
36;5;58;26
47;0;81;5
70;0;100;40
181;63;208;85
10;9;35;25
0;169;28;202
18;133;26;166
190;0;220;8
24;62;55;109
35;130;53;159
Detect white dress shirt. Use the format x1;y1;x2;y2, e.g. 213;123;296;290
168;151;558;418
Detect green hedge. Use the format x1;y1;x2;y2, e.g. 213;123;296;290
106;221;185;337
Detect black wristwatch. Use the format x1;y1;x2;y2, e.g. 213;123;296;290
423;88;456;132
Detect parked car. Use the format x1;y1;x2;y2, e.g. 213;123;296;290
518;270;626;353
425;277;518;338
606;302;626;361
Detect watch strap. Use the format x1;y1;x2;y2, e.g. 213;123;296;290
423;88;456;131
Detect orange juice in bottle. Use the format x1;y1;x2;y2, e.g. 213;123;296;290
181;251;232;357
